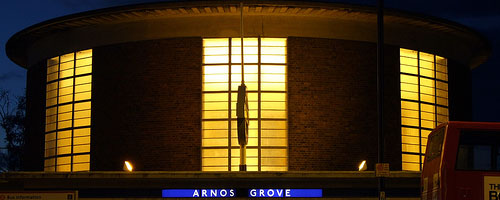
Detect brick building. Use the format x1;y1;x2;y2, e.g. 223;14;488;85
2;1;489;199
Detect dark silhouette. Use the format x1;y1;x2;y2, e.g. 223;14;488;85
0;89;25;171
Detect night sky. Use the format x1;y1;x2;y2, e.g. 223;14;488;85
0;1;498;130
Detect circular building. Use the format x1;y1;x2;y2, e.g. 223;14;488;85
6;0;489;172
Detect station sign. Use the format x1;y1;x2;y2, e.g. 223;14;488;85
249;189;322;197
484;176;500;200
0;191;77;200
161;189;322;198
162;189;235;198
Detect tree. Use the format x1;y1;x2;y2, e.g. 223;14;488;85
0;89;26;171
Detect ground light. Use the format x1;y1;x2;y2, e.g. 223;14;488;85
358;160;367;171
124;161;133;172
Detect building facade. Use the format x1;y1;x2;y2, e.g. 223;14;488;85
6;1;489;173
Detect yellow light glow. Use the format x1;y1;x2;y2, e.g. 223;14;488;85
124;161;133;172
358;160;367;171
400;48;448;171
202;38;287;171
45;49;92;172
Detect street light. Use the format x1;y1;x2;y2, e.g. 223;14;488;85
124;161;133;172
359;160;367;171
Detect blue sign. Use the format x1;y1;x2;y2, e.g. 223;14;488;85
249;189;322;198
162;189;235;198
162;189;322;198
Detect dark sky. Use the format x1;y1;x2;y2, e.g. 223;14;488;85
0;0;499;123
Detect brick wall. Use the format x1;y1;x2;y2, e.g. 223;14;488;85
23;36;472;172
287;37;401;171
92;37;202;171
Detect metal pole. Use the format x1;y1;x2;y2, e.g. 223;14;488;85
240;2;244;84
377;0;385;199
239;1;247;171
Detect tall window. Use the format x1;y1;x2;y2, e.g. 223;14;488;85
45;49;92;172
202;38;287;171
400;48;448;171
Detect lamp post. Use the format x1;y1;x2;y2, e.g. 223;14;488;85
377;0;385;199
237;2;249;171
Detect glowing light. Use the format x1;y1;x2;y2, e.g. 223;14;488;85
358;160;367;171
202;38;287;171
44;49;92;172
124;161;133;172
400;48;448;171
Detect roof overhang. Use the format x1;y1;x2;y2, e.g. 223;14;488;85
6;0;490;69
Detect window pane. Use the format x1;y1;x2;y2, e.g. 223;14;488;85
60;61;74;70
47;65;58;74
204;65;228;74
59;78;74;88
76;58;92;67
75;83;91;93
72;163;90;171
202;38;287;171
261;55;286;63
73;154;90;163
204;55;229;64
74;110;91;119
56;164;71;172
58;130;72;139
44;49;92;172
203;38;228;47
47;57;59;66
60;53;74;63
261;74;285;82
76;49;92;59
74;136;90;145
261;65;285;74
261;83;286;91
74;118;91;127
75;66;92;75
74;128;90;137
73;144;90;153
75;92;91;101
75;75;92;85
400;48;447;171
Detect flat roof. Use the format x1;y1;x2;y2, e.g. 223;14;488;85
6;0;490;68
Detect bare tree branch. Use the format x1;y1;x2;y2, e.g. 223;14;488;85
0;88;25;171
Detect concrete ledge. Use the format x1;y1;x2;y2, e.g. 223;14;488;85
0;171;420;190
0;171;420;179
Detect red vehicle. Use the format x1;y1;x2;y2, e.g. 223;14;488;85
422;121;500;200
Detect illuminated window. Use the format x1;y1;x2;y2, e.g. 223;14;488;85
202;38;287;171
45;49;92;172
400;48;448;171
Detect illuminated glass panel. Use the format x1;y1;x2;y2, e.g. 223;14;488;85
44;49;92;172
202;38;287;171
400;48;448;171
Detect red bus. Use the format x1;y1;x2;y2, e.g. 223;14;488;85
422;121;500;200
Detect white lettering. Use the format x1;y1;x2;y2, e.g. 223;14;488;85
201;189;207;197
230;189;235;197
220;189;227;197
250;189;257;197
260;189;265;197
277;189;283;197
211;189;217;197
285;189;291;197
267;189;274;197
192;190;199;197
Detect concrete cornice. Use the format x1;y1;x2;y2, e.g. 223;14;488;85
0;171;420;179
0;171;420;190
6;0;489;69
